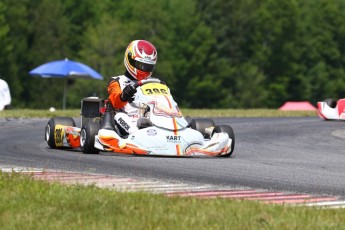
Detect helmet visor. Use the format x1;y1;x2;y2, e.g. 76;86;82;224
128;54;155;72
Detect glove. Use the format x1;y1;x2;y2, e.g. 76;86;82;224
120;84;137;102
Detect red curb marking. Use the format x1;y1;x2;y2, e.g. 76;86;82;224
27;172;116;178
166;190;258;197
166;189;340;205
204;192;286;199
26;172;136;183
171;192;286;199
265;197;338;204
15;170;341;206
246;194;311;201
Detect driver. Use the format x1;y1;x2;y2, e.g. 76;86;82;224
107;40;158;134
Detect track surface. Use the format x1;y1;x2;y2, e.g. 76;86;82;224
1;116;345;197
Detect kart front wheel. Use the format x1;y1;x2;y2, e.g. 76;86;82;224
189;118;215;139
45;117;76;149
80;122;101;154
212;125;235;157
324;98;337;108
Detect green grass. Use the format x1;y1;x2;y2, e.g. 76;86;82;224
1;172;345;230
0;108;318;118
182;108;318;118
0;109;81;118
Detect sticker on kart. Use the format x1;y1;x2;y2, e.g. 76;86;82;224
140;83;170;95
54;124;65;147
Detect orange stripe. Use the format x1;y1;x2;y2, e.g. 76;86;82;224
175;144;181;156
164;95;172;109
164;95;181;155
185;146;229;156
99;136;149;155
173;118;178;134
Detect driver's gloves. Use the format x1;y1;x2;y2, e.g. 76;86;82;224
120;84;137;103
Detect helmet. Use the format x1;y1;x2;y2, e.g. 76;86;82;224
124;40;157;80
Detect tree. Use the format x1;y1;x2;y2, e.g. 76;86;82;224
160;0;217;107
0;2;10;80
4;0;345;109
0;0;31;107
197;0;269;108
296;0;345;104
25;0;74;108
79;0;217;108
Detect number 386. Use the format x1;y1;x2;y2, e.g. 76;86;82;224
145;88;168;95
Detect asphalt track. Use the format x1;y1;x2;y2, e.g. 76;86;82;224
1;116;345;198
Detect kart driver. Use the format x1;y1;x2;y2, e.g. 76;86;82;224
107;39;158;135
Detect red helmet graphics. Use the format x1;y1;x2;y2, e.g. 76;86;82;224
124;40;157;80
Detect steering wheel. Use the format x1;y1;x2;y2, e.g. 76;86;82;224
133;79;165;88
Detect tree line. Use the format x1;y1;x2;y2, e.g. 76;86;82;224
1;0;345;109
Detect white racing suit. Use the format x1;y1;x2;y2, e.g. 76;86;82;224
108;74;154;135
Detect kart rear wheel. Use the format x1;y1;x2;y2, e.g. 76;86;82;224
212;125;235;157
45;117;76;149
324;98;337;108
80;122;101;154
189;118;215;139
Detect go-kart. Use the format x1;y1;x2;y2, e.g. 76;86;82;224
45;79;235;157
317;98;345;120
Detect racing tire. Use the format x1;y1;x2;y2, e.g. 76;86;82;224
324;98;337;108
212;125;235;157
80;122;101;154
189;118;215;139
45;117;76;149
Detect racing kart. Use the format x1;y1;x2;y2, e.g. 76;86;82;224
45;79;235;157
317;98;345;120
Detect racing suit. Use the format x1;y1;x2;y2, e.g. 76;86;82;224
107;71;142;134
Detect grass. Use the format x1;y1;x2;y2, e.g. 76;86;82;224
0;108;318;118
1;172;345;230
0;109;81;118
181;108;318;118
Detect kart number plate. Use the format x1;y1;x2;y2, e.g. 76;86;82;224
141;83;170;96
54;124;65;147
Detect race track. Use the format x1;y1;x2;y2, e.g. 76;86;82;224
1;116;345;198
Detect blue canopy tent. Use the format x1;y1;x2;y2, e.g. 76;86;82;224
29;58;103;109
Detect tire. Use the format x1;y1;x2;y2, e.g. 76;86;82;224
324;98;337;108
212;125;235;157
189;118;215;139
80;122;101;154
45;117;76;149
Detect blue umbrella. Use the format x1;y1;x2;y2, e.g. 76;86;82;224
29;58;103;109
